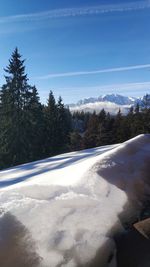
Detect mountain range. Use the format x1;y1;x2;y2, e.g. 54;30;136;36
68;94;150;114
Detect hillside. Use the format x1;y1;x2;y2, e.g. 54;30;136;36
0;134;150;267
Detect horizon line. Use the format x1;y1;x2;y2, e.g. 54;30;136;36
38;81;150;104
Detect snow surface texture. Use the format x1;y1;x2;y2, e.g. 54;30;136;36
0;135;150;267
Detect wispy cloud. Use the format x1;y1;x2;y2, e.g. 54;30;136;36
62;81;150;92
56;81;150;95
0;1;150;24
39;81;150;104
35;64;150;80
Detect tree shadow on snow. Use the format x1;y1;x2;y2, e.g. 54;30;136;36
0;145;116;188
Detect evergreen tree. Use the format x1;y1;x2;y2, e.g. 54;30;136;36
97;109;107;145
44;90;58;155
144;108;150;133
83;112;99;148
70;130;82;151
112;109;125;143
132;111;145;136
57;96;72;152
100;112;115;145
0;48;33;167
125;106;134;138
26;86;44;160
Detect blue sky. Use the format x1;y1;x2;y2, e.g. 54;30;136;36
0;0;150;103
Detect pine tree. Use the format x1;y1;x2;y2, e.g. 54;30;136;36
99;112;115;145
0;48;33;168
132;110;145;136
112;109;126;143
83;112;99;148
125;106;134;138
44;90;58;156
57;96;72;153
70;131;82;151
97;109;107;145
26;86;44;160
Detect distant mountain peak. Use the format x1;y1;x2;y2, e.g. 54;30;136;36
68;93;150;115
69;94;137;107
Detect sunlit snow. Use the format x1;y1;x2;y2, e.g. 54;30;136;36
0;134;150;267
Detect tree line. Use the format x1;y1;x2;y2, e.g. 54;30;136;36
71;106;150;151
0;48;150;170
0;48;72;169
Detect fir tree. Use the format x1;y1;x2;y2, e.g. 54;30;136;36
0;48;32;167
70;131;82;151
113;109;125;143
57;96;72;152
44;90;58;155
83;112;99;148
26;86;44;160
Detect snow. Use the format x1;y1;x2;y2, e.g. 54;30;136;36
70;101;130;115
0;135;150;267
0;145;117;189
69;94;138;114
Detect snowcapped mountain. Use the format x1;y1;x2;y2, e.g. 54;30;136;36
70;101;131;115
97;94;136;105
139;94;150;108
68;94;150;114
69;94;137;114
69;94;137;107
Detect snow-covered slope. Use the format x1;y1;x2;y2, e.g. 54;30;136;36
0;135;150;267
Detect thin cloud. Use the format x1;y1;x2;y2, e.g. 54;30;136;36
0;1;150;24
60;81;150;92
36;64;150;80
55;81;150;95
39;81;150;104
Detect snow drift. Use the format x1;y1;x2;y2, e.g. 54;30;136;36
0;134;150;267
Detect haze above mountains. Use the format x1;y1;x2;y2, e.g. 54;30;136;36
68;93;150;114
